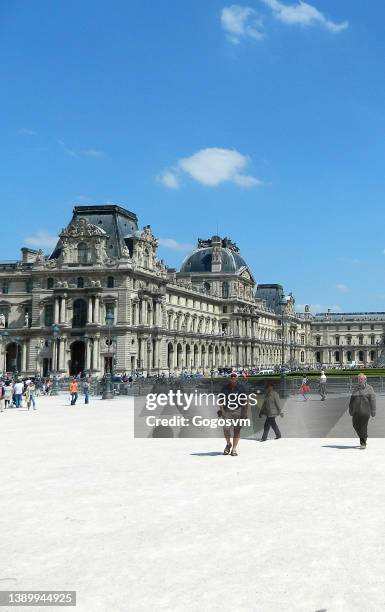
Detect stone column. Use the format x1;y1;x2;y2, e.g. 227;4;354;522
142;339;147;371
88;298;93;324
21;341;27;373
60;295;67;323
59;337;66;371
86;338;91;370
155;300;161;326
154;339;160;371
94;296;100;324
54;298;59;324
52;339;58;372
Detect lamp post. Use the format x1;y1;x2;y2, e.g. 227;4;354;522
51;324;60;395
14;336;21;378
102;311;114;400
147;338;152;378
280;296;289;398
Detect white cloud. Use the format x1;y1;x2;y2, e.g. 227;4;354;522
58;139;78;158
168;147;262;188
158;238;194;252
262;0;348;32
221;5;264;44
158;171;180;189
336;283;350;294
82;149;106;158
58;141;106;159
24;231;57;249
18;128;38;136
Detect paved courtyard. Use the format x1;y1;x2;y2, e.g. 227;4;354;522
1;395;385;611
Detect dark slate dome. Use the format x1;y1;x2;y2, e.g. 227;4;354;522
180;247;248;273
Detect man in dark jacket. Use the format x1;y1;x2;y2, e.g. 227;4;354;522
259;382;283;441
218;372;248;456
349;374;376;449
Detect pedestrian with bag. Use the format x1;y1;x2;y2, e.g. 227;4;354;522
259;382;284;441
349;374;376;449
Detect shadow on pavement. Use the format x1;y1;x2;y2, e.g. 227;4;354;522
190;452;224;456
322;444;361;450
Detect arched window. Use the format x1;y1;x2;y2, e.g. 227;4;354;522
204;282;211;294
107;276;114;288
334;351;340;362
222;282;229;298
47;278;54;290
77;277;84;289
77;242;89;264
358;350;364;362
72;299;87;328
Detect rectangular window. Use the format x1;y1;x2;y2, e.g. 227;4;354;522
106;303;115;322
2;280;9;294
44;304;54;327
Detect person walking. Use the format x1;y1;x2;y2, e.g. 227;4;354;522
25;382;37;410
349;374;376;449
83;379;90;404
259;382;284;441
14;380;24;408
300;376;310;401
69;378;79;405
319;370;327;401
0;382;5;412
218;372;248;456
4;381;13;409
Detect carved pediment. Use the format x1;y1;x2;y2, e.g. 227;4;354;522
60;217;107;239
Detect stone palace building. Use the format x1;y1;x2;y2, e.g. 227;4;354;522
0;204;383;377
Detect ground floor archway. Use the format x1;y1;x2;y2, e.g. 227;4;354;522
70;340;86;376
5;342;21;373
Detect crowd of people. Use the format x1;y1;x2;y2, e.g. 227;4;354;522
0;377;38;412
0;375;93;411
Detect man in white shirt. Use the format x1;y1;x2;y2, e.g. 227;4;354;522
14;381;24;408
319;371;327;401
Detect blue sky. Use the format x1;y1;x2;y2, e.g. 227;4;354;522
1;0;385;312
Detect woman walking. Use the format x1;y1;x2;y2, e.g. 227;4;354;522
259;382;284;441
300;377;310;401
4;381;13;409
349;374;376;449
25;381;37;410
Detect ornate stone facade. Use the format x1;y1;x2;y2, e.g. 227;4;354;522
1;203;375;377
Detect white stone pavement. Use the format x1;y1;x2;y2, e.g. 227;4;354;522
1;396;385;612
